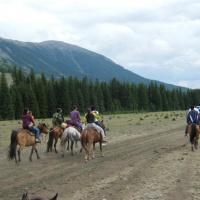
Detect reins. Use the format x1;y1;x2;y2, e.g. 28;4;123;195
47;125;59;134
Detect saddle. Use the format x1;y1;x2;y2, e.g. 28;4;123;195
22;126;36;136
65;120;81;133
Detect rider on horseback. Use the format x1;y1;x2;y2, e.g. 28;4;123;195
185;105;199;137
22;107;41;143
90;105;106;136
187;105;199;124
84;108;107;143
52;108;67;129
185;104;199;136
70;105;82;132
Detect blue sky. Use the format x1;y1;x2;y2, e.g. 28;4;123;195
0;0;200;89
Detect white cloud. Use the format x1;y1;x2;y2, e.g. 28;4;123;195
0;0;200;89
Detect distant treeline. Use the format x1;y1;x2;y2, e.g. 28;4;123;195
0;66;200;120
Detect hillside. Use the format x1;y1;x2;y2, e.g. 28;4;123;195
0;37;187;90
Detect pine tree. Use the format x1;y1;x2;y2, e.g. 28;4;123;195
0;72;14;119
27;85;40;118
95;79;105;113
10;87;23;119
138;83;149;111
35;78;47;118
101;82;112;112
131;83;138;111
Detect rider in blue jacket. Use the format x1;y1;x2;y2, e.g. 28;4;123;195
187;105;199;124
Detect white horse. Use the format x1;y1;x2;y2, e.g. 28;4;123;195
61;127;81;157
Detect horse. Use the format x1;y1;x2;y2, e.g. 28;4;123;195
187;123;200;151
8;123;48;163
81;127;104;163
47;125;64;153
60;126;81;157
22;192;58;200
79;120;106;153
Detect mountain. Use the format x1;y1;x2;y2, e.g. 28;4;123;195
0;37;188;90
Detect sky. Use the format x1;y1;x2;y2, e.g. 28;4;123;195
0;0;200;89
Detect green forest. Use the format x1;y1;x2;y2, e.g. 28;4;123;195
0;66;200;120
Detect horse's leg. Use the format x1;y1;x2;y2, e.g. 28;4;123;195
75;140;78;148
84;143;90;163
71;141;75;156
100;142;104;157
61;140;65;158
86;142;92;161
194;138;198;149
17;145;25;162
34;145;40;160
54;137;58;154
29;147;34;162
67;140;69;151
191;144;194;151
92;143;95;159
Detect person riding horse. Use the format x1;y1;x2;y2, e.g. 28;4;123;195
22;107;41;143
69;105;83;132
84;108;107;143
90;105;106;136
185;105;199;136
52;108;67;129
185;104;199;136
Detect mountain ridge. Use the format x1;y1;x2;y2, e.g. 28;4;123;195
0;37;188;90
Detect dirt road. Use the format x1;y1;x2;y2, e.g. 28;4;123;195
0;112;199;200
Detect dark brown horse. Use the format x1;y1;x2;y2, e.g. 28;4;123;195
22;192;58;200
188;123;200;151
81;127;104;163
47;125;64;153
8;123;48;163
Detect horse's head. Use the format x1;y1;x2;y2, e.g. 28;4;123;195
100;120;105;129
38;123;49;134
22;193;29;200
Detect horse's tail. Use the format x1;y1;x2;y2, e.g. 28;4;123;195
47;128;54;152
81;129;88;151
190;123;196;144
8;130;18;160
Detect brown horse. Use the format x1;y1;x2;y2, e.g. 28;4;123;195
81;127;104;163
8;123;48;163
187;123;200;151
22;192;58;200
47;125;64;153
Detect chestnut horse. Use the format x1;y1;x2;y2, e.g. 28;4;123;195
188;123;200;151
81;127;104;163
47;125;64;153
8;123;48;163
22;192;58;200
